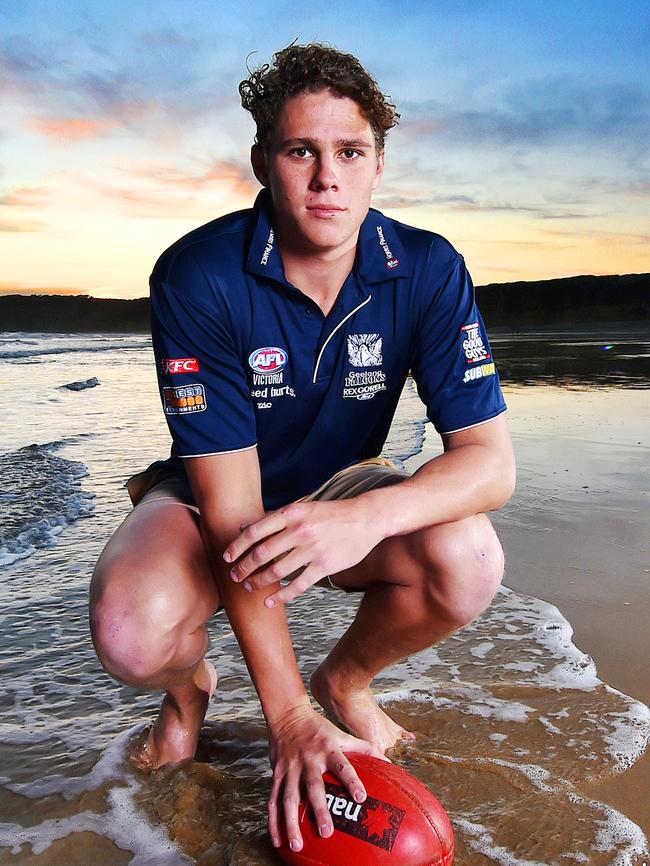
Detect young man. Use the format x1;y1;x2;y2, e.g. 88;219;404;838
90;44;515;852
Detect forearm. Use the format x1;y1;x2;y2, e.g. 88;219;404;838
201;519;311;725
355;425;516;541
184;452;310;725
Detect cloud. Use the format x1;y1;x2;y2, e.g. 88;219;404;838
0;186;49;206
1;32;235;145
376;186;592;220
401;77;650;150
124;157;258;196
375;191;476;209
110;156;258;196
61;156;261;218
27;116;118;141
0;38;54;83
0;218;45;232
541;227;650;246
139;29;200;50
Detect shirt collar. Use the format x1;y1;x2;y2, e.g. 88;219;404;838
355;206;410;284
245;189;410;286
245;189;288;285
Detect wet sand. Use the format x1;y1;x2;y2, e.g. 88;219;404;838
412;382;650;840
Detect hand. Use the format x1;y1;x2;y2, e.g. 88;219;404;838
267;703;388;852
223;499;383;606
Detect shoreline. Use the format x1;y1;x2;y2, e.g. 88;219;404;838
408;383;650;841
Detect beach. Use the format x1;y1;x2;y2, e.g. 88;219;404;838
0;330;648;865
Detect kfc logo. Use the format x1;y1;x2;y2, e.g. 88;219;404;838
162;357;200;375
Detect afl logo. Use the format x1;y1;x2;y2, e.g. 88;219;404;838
248;346;288;374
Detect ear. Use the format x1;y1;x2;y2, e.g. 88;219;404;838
251;144;269;188
372;149;385;192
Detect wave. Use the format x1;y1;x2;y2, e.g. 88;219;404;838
382;377;427;468
0;441;95;567
0;340;150;360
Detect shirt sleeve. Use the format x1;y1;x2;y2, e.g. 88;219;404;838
150;251;257;457
410;249;506;435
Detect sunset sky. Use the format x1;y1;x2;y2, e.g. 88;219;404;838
1;0;649;298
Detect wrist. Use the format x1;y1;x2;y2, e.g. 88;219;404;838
350;486;401;542
264;695;313;730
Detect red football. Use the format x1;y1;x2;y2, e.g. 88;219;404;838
277;753;454;866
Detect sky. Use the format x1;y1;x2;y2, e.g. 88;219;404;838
1;0;649;298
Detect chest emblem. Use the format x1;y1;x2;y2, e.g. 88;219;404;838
248;346;288;374
347;333;382;367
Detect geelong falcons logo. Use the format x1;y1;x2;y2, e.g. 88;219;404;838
347;333;383;367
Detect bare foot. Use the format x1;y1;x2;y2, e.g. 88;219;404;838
129;660;218;771
310;662;415;754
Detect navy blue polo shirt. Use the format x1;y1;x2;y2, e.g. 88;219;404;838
149;190;506;510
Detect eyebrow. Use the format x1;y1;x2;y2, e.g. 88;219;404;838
278;136;374;149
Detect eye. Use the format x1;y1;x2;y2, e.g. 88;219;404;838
290;147;313;158
341;149;361;160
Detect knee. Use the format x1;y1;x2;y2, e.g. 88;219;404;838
412;515;504;629
90;562;194;686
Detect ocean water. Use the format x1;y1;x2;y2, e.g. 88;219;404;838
0;331;649;865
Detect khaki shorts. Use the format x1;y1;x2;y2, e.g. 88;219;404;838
128;458;409;590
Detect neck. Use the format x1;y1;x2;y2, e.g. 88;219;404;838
280;241;357;317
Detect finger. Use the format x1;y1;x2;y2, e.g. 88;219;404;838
239;550;309;591
232;537;302;584
304;768;334;839
264;564;322;608
282;766;304;852
326;750;366;804
268;769;283;848
223;510;289;563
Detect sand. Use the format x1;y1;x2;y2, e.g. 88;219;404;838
412;383;650;840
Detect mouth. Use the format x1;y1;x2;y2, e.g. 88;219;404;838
306;204;346;217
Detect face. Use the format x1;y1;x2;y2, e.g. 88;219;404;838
251;88;384;258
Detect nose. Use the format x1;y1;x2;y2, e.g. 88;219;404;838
309;155;339;191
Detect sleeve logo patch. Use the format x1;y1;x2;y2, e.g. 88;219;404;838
248;346;288;374
162;357;200;374
461;322;490;364
463;361;496;384
163;383;207;414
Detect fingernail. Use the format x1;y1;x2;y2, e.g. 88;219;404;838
320;824;332;837
265;597;275;608
230;570;240;582
289;839;302;851
223;551;231;563
243;581;252;592
354;789;365;803
271;837;280;848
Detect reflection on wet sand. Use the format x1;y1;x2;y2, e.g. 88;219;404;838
492;332;650;388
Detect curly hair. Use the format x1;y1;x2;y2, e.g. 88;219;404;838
239;43;399;152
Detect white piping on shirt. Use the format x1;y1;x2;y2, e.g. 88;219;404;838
312;295;372;384
440;408;507;435
178;443;257;458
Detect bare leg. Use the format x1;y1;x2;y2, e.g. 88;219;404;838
311;513;504;753
90;499;220;768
